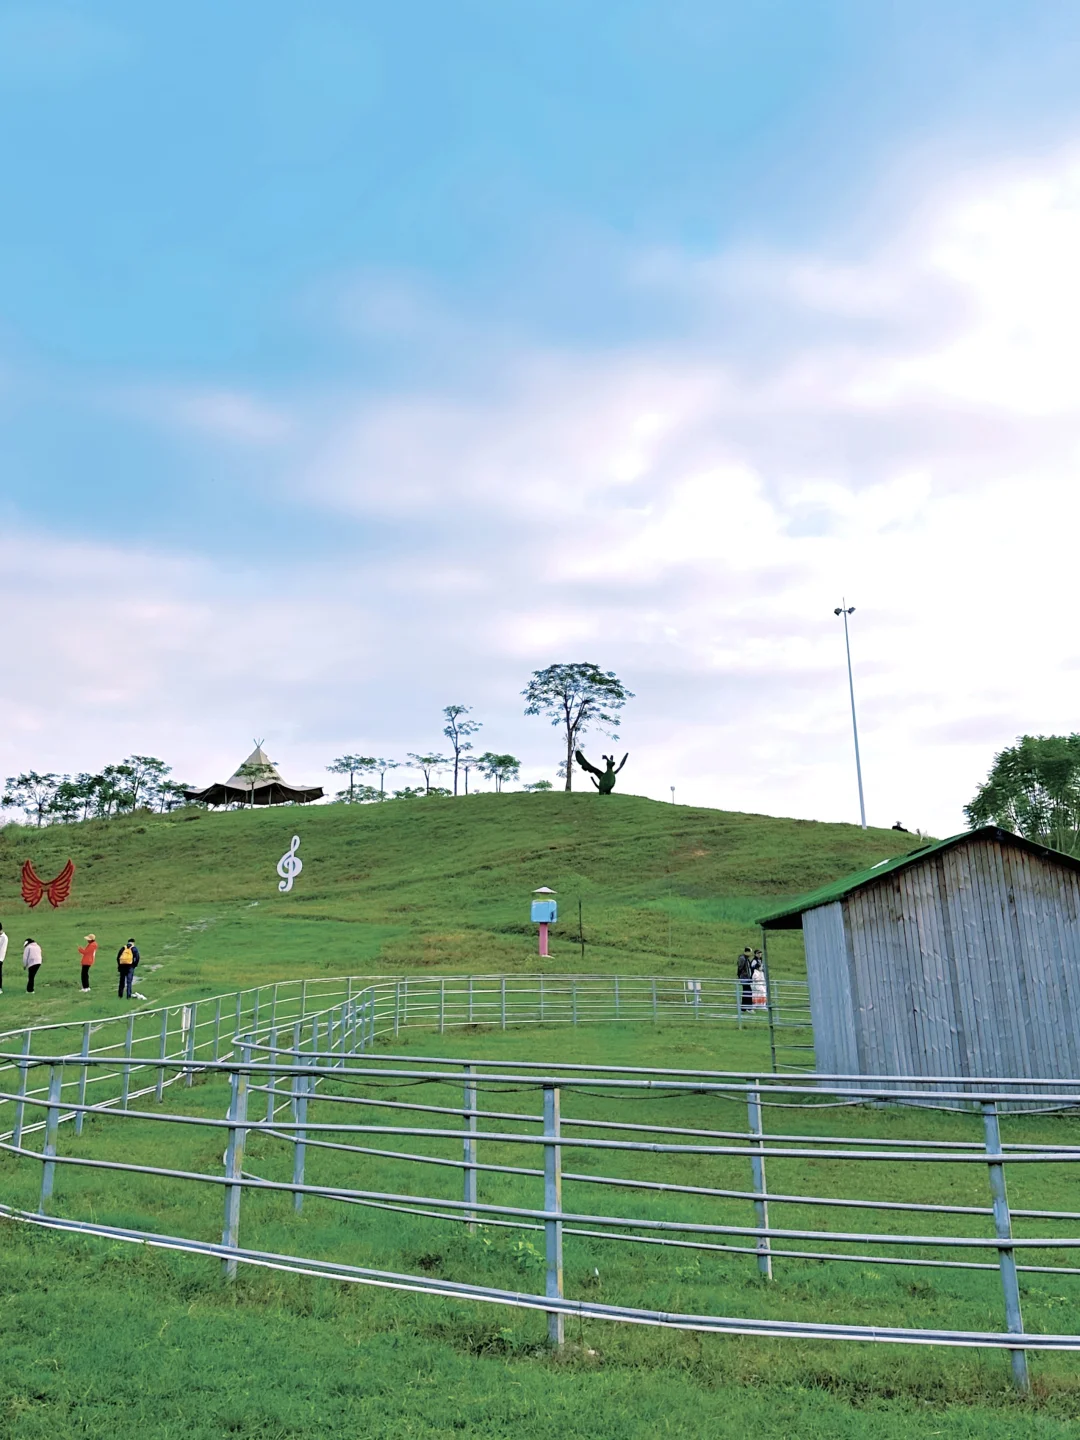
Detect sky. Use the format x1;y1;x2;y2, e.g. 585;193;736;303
4;1;1080;835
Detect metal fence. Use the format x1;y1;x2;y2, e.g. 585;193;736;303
3;971;1077;1389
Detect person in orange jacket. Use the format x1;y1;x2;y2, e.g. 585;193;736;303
77;934;97;992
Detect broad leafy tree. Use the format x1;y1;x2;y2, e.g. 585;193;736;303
523;662;634;791
966;734;1080;855
2;772;60;826
442;705;482;795
477;752;521;793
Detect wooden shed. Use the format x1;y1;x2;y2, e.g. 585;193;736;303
757;826;1080;1080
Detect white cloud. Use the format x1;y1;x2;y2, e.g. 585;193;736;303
11;148;1080;835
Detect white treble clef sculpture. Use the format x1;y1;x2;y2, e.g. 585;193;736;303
276;835;303;893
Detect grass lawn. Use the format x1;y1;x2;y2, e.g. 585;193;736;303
0;793;917;1036
6;796;1077;1436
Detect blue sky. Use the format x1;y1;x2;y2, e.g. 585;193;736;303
5;1;1080;831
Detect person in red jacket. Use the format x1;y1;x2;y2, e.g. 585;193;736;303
77;934;97;991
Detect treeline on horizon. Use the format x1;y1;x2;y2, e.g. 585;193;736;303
2;665;635;827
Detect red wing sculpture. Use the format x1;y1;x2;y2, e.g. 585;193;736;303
21;859;75;908
20;860;45;908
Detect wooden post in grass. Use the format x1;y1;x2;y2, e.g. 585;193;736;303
38;1064;63;1213
463;1064;478;1234
543;1085;564;1346
222;1040;250;1280
75;1022;91;1137
747;1082;773;1280
982;1101;1029;1391
12;1031;31;1149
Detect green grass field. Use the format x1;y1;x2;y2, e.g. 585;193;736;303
0;793;915;1031
5;796;1078;1438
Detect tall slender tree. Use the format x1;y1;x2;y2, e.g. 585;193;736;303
2;772;60;826
966;734;1080;855
407;753;449;795
442;705;482;795
327;754;378;803
476;752;521;793
523;663;633;791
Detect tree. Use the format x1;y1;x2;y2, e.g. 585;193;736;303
373;759;400;800
522;662;634;791
477;752;521;793
442;705;482;796
966;734;1080;855
523;779;554;792
327;754;378;804
2;772;60;826
120;755;171;811
407;753;449;795
234;756;276;808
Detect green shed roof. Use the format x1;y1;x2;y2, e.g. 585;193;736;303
755;825;1080;930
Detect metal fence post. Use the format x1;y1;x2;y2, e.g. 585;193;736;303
155;1010;169;1102
463;1064;478;1233
266;1027;278;1122
651;977;658;1022
439;979;445;1035
120;1014;134;1110
394;979;401;1038
747;1082;773;1280
233;992;243;1050
500;976;506;1030
38;1064;63;1213
185;1003;197;1086
293;1025;312;1214
614;976;620;1019
213;998;222;1061
75;1023;91;1137
222;1041;250;1281
543;1084;564;1346
571;977;578;1027
982;1101;1029;1391
12;1032;31;1149
540;975;546;1023
468;975;474;1025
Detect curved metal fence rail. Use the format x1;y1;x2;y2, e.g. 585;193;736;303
0;973;810;1144
5;973;1077;1390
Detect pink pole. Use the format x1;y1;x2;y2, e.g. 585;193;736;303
538;922;549;958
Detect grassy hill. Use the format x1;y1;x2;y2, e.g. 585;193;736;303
0;792;919;1028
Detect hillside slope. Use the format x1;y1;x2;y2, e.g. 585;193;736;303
0;793;920;1028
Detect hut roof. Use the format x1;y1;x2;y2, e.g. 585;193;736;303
183;745;324;807
756;825;1080;930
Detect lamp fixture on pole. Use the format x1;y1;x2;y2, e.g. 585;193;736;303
834;602;866;829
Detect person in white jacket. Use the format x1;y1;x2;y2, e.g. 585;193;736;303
0;922;7;993
23;938;42;994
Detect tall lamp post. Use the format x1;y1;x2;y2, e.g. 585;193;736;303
834;602;866;829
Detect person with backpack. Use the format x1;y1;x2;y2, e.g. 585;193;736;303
24;938;42;993
77;934;97;991
116;940;135;999
737;946;754;1011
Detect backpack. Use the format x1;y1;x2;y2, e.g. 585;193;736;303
119;946;133;965
737;955;752;979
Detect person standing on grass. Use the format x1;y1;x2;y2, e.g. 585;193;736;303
126;937;146;1000
737;946;754;1011
77;934;97;991
116;940;135;999
24;938;42;993
751;951;767;1009
0;922;7;994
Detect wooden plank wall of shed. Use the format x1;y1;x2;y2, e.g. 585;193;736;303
802;902;858;1072
831;837;1080;1079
